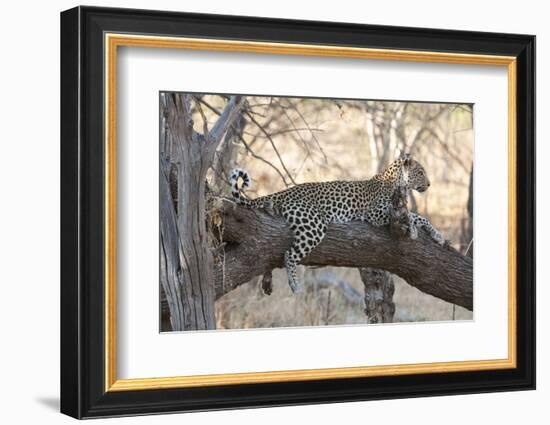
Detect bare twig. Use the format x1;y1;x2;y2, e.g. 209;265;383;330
193;96;209;138
196;97;291;188
464;239;474;256
279;99;329;164
244;110;297;185
243;128;324;138
272;100;313;158
237;135;291;187
427;126;470;173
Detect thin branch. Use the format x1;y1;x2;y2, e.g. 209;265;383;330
278;99;329;164
244;110;297;186
197;97;222;116
243;128;324;138
236;135;291;187
193;96;209;138
464;239;474;256
426;127;470;173
196;97;290;187
209;155;233;187
272;100;313;158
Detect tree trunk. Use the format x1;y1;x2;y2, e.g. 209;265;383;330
160;93;245;330
160;156;192;330
359;268;396;323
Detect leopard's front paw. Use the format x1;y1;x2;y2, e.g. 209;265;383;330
263;200;278;216
409;223;418;240
432;231;445;246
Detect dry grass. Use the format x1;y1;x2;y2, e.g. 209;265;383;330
216;266;472;330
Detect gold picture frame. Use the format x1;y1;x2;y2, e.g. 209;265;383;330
104;33;517;392
61;6;535;419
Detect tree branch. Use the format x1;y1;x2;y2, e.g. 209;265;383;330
244;110;297;185
213;200;473;311
209;96;246;144
196;97;291;188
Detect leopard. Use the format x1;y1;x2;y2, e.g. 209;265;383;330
229;154;445;293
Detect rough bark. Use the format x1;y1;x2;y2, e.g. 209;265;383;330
213;199;473;311
359;268;396;323
160;94;245;331
160;157;192;330
260;272;273;295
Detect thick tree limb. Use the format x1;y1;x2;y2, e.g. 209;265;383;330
213;200;473;311
209;96;246;145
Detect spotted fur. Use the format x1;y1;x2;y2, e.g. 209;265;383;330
229;154;444;292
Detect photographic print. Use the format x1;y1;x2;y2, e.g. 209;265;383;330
159;93;474;332
61;8;535;417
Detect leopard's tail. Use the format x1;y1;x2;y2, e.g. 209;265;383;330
229;168;252;205
230;168;275;209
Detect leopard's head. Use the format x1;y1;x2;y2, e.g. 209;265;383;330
403;155;431;193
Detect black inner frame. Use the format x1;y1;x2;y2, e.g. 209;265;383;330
61;6;535;419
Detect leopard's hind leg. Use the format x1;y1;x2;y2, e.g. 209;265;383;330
282;203;327;293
